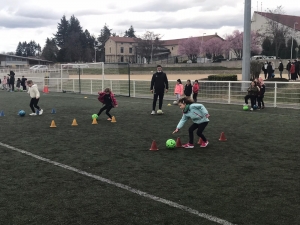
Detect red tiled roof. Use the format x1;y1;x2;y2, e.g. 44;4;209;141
255;11;300;31
161;35;224;46
108;36;136;43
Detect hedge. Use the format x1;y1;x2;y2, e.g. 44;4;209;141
207;74;237;81
264;78;289;82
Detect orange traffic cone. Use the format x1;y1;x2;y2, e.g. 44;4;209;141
175;137;182;148
43;85;49;93
92;118;98;124
50;120;56;128
197;138;203;145
149;140;159;151
219;132;227;141
111;116;116;123
72;118;78;126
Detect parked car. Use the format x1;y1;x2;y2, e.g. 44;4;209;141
30;65;48;72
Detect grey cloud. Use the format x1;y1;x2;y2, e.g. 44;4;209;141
117;13;243;30
15;9;61;20
130;0;205;12
0;16;56;29
74;9;116;16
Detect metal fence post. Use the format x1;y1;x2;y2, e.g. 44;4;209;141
73;79;75;92
274;82;277;107
133;80;136;97
228;82;231;104
91;80;93;94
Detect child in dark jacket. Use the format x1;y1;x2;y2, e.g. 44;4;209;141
257;77;265;109
97;88;118;120
184;79;192;97
244;81;260;111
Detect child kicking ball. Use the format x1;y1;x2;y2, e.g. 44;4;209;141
173;97;210;148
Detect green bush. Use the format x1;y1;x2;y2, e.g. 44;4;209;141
182;60;188;63
207;74;237;81
265;78;289;82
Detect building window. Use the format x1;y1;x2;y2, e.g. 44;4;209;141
172;47;173;50
121;56;124;62
129;47;132;53
120;47;124;53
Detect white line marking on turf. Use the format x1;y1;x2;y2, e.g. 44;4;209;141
0;141;236;225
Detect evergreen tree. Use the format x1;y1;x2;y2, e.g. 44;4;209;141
124;25;136;38
54;15;69;48
97;24;113;62
261;37;273;56
16;42;23;56
41;38;58;62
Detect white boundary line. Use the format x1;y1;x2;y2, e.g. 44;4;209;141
0;141;236;225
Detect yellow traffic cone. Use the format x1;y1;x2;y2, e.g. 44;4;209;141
111;116;117;123
50;120;56;128
72;118;78;126
92;118;98;124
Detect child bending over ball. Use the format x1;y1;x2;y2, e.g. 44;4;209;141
97;88;118;120
173;97;210;148
27;80;43;116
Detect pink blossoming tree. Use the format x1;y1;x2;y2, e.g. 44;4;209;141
178;37;202;62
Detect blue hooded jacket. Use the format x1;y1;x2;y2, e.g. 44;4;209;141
176;103;209;129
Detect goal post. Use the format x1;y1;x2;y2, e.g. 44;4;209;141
103;62;130;97
57;62;130;96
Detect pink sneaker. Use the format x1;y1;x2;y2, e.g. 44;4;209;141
200;141;209;148
182;143;194;148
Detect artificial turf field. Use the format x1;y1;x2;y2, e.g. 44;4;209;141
0;90;299;225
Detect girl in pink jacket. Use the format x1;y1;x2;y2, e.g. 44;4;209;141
2;76;8;90
174;79;183;102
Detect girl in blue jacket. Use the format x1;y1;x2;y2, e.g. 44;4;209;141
173;97;210;148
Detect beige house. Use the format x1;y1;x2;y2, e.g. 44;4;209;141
251;11;300;48
104;34;224;63
105;36;136;63
161;34;223;57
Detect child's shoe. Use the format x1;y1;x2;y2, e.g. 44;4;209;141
107;118;112;121
39;109;43;115
29;113;37;116
151;110;155;115
182;143;194;148
250;108;253;111
200;141;209;148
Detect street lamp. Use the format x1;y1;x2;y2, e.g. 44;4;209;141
291;22;298;59
200;33;206;63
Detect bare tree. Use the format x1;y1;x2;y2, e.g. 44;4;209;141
134;31;164;63
263;6;290;57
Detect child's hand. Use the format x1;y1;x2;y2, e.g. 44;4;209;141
172;128;179;134
115;105;118;107
206;114;210;118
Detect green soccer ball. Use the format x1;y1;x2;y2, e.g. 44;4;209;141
166;139;176;149
92;114;98;120
243;105;249;111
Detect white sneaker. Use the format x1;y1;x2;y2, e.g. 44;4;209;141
250;108;253;111
39;109;43;115
151;110;155;115
29;113;37;116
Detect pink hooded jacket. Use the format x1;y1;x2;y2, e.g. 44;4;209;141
2;77;7;85
174;84;183;95
98;91;118;107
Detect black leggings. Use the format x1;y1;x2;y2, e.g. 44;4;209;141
193;93;198;102
152;92;164;110
245;95;256;108
257;96;264;108
188;122;208;144
30;98;40;113
98;104;113;118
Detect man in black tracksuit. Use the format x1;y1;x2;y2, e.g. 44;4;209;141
150;65;169;114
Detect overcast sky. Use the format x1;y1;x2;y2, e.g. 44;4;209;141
0;0;299;52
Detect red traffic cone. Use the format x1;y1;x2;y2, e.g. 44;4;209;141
43;85;49;93
149;140;159;151
197;137;203;145
219;132;227;141
175;137;182;148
